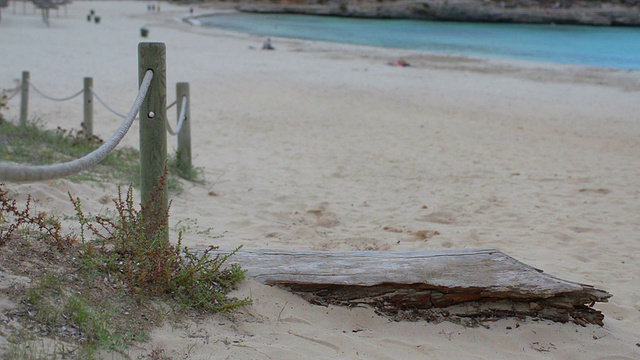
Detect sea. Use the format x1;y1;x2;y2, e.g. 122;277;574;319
196;12;640;70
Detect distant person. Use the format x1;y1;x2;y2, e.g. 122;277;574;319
190;7;194;14
391;59;410;67
262;38;274;50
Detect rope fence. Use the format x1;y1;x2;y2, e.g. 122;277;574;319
1;66;192;175
89;86;128;119
2;83;22;102
89;87;179;120
27;80;84;102
166;96;187;136
4;74;184;127
0;70;153;182
0;43;192;237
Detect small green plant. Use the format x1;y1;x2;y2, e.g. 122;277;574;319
71;172;249;312
27;273;65;328
64;295;114;348
21;270;127;358
0;95;6;122
0;83;18;121
5;339;77;360
168;150;204;183
0;184;73;250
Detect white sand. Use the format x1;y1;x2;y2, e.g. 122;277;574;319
1;1;640;358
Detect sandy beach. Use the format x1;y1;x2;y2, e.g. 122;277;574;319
1;1;640;358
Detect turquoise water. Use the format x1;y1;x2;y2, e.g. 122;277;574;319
197;13;640;70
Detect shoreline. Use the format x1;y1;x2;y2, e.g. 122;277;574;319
185;11;640;71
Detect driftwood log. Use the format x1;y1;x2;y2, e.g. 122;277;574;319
211;248;611;326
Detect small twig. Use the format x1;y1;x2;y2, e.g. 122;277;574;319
277;301;289;322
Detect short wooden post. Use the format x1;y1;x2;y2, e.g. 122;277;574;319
83;77;93;137
19;71;29;126
138;42;168;242
176;82;191;173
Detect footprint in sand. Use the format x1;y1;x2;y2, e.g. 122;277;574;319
413;230;440;240
289;332;341;353
578;188;611;195
279;316;312;325
569;226;599;234
382;226;440;241
417;211;455;225
302;202;340;228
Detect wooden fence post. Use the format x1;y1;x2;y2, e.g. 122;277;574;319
19;71;29;126
138;42;168;242
83;77;93;137
176;82;191;173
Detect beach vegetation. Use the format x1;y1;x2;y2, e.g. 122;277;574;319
0;92;7;122
168;150;205;184
0;181;249;358
70;177;249;313
0;137;249;358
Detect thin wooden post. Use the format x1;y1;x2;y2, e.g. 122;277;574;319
83;77;93;137
138;42;168;242
19;71;29;126
176;82;191;173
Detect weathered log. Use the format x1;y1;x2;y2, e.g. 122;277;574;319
210;248;611;326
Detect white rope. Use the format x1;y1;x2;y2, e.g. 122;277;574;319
2;83;22;101
5;88;21;101
0;70;154;182
166;99;177;110
165;96;187;136
89;87;128;118
92;88;172;120
27;80;84;102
